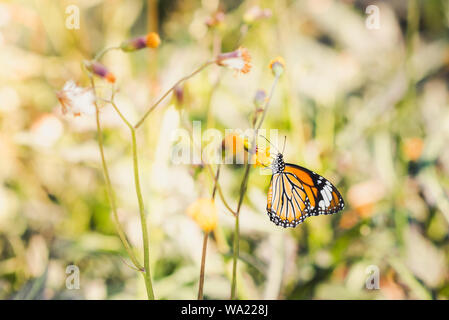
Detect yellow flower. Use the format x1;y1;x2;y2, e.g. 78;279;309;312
222;133;249;156
216;47;251;74
269;56;285;77
252;146;272;168
187;199;218;233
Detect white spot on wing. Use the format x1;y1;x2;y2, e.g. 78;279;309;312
320;189;330;207
319;199;325;209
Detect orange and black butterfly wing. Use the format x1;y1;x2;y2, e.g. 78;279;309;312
283;163;345;216
267;172;314;228
267;164;344;228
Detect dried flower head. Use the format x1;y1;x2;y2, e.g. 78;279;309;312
56;80;96;116
216;47;251;74
269;56;285;77
120;32;161;51
187;198;218;233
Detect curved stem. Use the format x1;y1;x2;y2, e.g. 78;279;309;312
94;45;120;61
109;99;155;300
134;61;215;129
179;113;237;216
256;75;280;131
91;78;143;271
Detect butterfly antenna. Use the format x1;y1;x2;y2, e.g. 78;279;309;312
282;136;286;155
259;135;281;154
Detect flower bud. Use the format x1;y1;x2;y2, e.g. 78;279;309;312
85;61;116;83
120;32;161;52
269;57;285;77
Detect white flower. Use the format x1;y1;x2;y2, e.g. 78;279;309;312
57;81;96;116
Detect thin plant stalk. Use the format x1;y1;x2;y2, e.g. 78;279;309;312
131;130;155;300
230;74;280;299
109;100;155;300
230;164;249;299
88;48;217;300
90;77;143;271
134;61;215;129
93;48;215;129
179;113;236;216
198;164;221;300
93;46;120;61
198;232;209;300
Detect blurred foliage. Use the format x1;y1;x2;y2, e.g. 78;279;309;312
1;0;449;300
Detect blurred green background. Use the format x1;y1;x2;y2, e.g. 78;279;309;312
1;0;449;300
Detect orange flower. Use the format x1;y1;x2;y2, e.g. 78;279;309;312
216;47;251;74
269;56;285;77
187;199;218;233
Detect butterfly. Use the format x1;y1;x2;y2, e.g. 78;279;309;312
266;152;345;228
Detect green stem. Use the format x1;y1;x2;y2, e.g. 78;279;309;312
198;165;220;300
91;79;143;271
93;45;121;61
131;126;154;300
256;75;280;131
230;74;280;299
109;99;155;300
230;163;250;299
179;113;236;216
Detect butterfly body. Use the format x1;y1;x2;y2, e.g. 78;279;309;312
267;153;345;228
